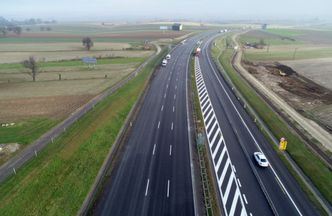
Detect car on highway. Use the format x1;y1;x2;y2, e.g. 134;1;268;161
161;59;167;67
253;152;269;167
166;54;171;60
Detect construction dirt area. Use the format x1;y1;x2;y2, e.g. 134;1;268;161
242;60;332;132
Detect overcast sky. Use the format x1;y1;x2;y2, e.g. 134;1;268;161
2;0;332;21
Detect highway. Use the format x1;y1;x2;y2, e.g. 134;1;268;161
92;35;203;215
195;32;320;216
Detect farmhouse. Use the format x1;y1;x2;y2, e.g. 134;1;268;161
172;23;183;31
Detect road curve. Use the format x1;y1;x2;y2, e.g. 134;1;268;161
196;32;319;216
91;35;204;216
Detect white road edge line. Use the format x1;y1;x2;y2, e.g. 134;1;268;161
232;165;237;173
153;144;156;155
145;179;150;196
205;38;303;216
237;178;242;187
243;194;248;205
167;180;170;198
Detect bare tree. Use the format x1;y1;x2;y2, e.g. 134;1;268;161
22;56;39;82
82;37;93;51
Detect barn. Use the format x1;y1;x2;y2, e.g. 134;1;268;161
172;23;183;31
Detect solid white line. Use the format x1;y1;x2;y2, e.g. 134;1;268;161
243;194;248;204
152;144;156;155
171;122;173;130
206;44;303;215
167;180;170;198
145;179;150;196
173;106;175;112
158;121;160;129
232;165;237;173
169;145;172;156
237;178;242;187
161;105;164;111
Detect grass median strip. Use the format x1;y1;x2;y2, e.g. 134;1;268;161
0;49;164;215
212;36;331;214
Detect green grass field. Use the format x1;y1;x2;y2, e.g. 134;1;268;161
240;29;332;61
0;118;58;145
0;47;167;216
212;36;331;214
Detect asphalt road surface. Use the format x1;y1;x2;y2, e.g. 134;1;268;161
93;35;205;216
195;32;320;216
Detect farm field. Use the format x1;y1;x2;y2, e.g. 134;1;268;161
0;23;158;164
281;58;332;91
241;29;332;61
239;28;332;134
0;49;165;215
0;57;146;120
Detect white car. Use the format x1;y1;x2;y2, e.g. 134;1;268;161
253;152;269;167
166;54;171;60
161;59;167;67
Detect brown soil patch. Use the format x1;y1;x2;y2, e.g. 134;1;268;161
242;60;332;130
0;95;94;122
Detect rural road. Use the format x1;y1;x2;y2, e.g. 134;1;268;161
0;44;160;184
91;34;206;215
231;32;332;152
194;32;319;215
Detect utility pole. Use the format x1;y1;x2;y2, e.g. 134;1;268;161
293;48;298;60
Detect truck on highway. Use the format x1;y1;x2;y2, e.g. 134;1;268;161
194;47;201;57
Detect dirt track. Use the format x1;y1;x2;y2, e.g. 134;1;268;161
232;32;332;152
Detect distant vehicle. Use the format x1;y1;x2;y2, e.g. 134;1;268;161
253;152;269;167
194;47;201;57
162;59;167;67
181;39;187;44
166;54;171;60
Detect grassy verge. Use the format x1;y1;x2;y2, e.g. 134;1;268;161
212;36;331;214
0;49;165;215
0;118;58;145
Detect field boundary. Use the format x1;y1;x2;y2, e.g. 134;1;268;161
0;45;159;184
